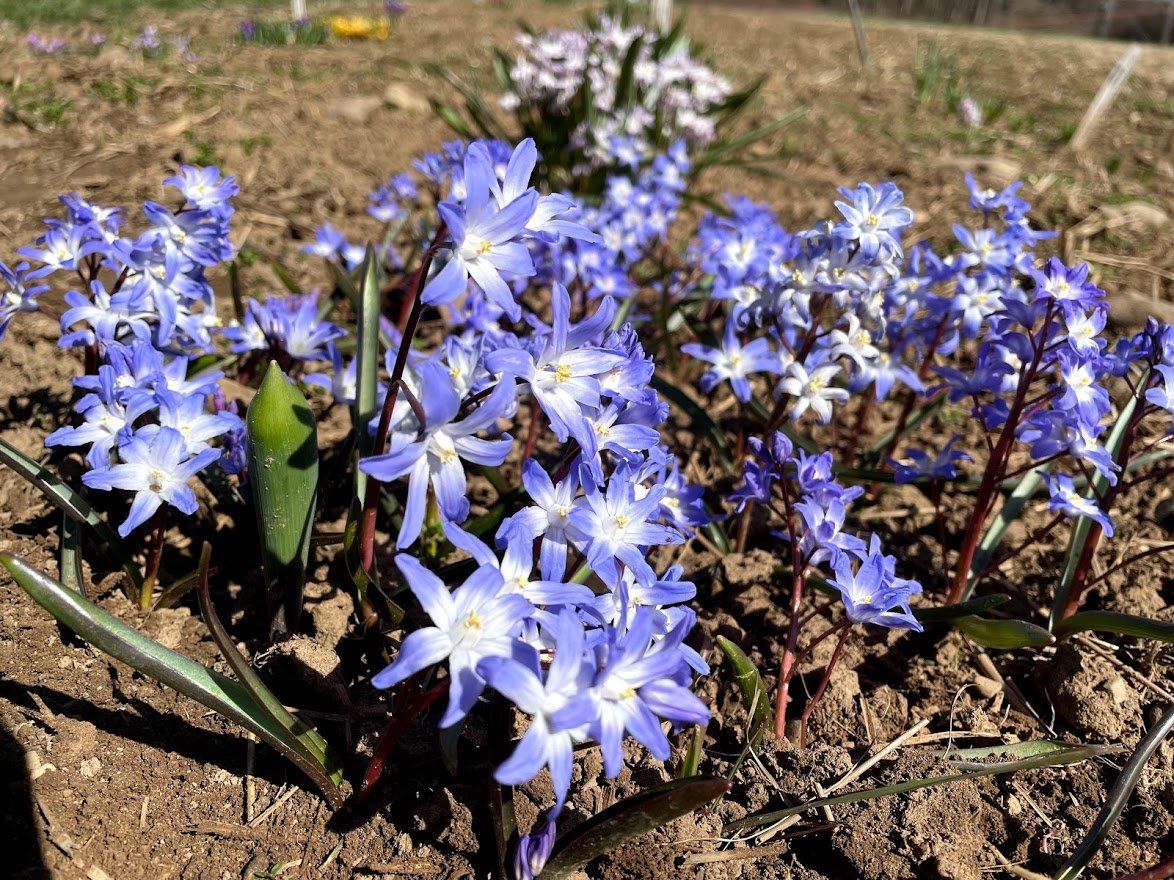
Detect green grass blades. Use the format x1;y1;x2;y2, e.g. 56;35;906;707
0;436;143;594
541;777;730;880
247;362;319;637
726;740;1109;833
1054;706;1174;880
0;552;344;808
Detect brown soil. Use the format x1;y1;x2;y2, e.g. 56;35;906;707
1;3;1172;879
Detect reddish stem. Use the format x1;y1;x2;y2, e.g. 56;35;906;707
798;624;851;746
359;679;450;801
949;303;1055;603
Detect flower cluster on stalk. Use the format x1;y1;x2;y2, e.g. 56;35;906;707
13;170;243;535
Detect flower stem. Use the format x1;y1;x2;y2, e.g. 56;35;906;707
139;512;167;610
798;624;851;746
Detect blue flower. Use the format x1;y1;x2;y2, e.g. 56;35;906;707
163;165;239;214
567;462;684;587
891;436;971;484
372;554;533;728
359;359;515;548
682;321;780;403
832;182;913;259
1043;472;1113;536
484;285;624;453
0;261;47;341
498;460;581;581
82;426;221;536
828;539;922;631
552;608;708;777
478;609;593;807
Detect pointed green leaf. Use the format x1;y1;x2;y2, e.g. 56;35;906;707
1052;611;1174;643
59;513;84;595
542;777;730;880
726;741;1108;832
0;553;343;808
679;723;705;778
247;362;319;636
194;543;344;805
353;247;382;498
715;636;771;747
952;615;1054;649
0;438;142;591
693;108;807;168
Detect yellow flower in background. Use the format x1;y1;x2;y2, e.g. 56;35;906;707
327;15;391;40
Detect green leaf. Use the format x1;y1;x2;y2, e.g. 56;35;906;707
964;465;1047;599
266;256;303;295
430;99;477;140
726;740;1108;832
693;108;807;168
0;437;142;591
59;513;84;595
247;362;319;636
194;543;344;807
913;594;1010;623
650;376;733;471
715;636;772;748
1052;611;1174;643
1054;706;1174;880
542;777;730;880
613;34;645;113
352;248;382;499
0;553;344;808
952;615;1054;649
679;723;705;778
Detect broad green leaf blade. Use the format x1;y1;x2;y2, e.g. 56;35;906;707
247;362;319;636
0;553;344;808
0;438;142;591
965;465;1047;600
715;636;771;748
952;615;1054;649
913;594;1010;623
353;247;382;498
650;376;733;470
1052;611;1174;643
1054;706;1174;880
1051;372;1146;630
194;543;344;802
726;741;1108;832
543;777;730;880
